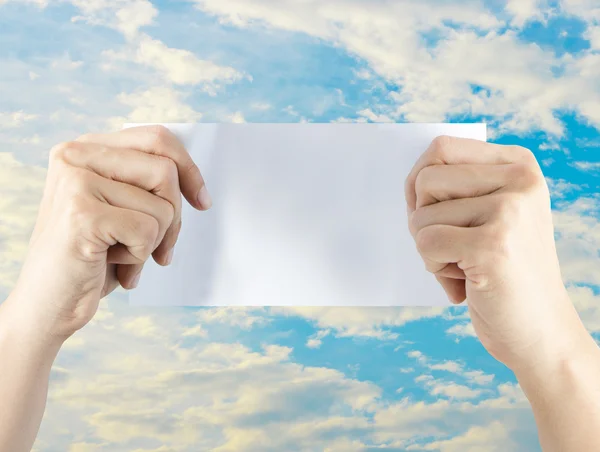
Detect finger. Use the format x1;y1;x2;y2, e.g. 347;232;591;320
405;136;536;213
93;204;160;266
415;224;489;272
409;196;491;237
117;262;144;290
76;125;212;211
107;244;143;265
436;275;467;304
57;142;182;264
415;164;509;209
436;263;466;279
92;174;175;260
94;205;158;290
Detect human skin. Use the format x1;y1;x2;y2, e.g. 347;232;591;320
405;136;600;451
0;129;599;451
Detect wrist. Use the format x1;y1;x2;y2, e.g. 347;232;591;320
512;298;598;395
0;290;66;359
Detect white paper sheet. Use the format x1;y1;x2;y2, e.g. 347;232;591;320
127;123;486;307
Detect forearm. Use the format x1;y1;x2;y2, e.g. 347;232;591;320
0;293;63;452
515;317;600;452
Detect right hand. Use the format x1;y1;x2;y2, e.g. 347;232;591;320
405;136;586;375
10;125;212;340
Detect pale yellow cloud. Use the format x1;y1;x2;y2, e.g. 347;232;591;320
0;153;45;293
410;421;514;451
108;86;203;129
0;111;39;129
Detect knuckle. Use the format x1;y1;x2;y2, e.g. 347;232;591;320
147;124;174;149
75;133;94;143
414;166;436;197
511;144;536;162
415;226;438;255
160;198;176;226
140;216;161;252
155;156;178;186
182;156;200;178
49;141;81;163
65;194;92;225
76;238;99;262
509;162;544;190
408;207;425;235
404;171;414;196
428;135;453;162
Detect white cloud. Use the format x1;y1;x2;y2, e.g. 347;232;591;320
109;86;203;127
430;361;464;373
227;111;246;123
412;421;514;451
103;34;246;91
191;0;600;137
568;285;600;333
272;307;445;339
408;351;495;388
446;322;477;338
571;161;600;173
251;102;272;111
505;0;551;28
357;108;394;123
50;53;84;70
561;0;600;23
0;111;38;129
554;196;600;288
0;0;48;7
546;177;583;199
69;0;158;39
306;329;330;349
45;327;382;451
372;382;532;447
197;307;270;330
428;381;483;399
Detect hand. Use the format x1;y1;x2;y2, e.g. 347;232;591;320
405;136;585;373
8;125;212;341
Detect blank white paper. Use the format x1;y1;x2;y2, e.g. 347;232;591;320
127;123;486;307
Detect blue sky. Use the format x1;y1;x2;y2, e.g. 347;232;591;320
1;0;600;451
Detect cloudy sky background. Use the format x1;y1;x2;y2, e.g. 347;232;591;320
1;0;600;450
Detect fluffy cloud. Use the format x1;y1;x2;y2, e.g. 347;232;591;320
506;0;551;28
571;161;600;173
554;196;600;287
0;0;47;6
103;34;246;91
45;324;382;451
33;288;535;451
372;381;533;447
415;375;484;400
409;421;514;451
0;111;38;129
272;306;446;339
0;153;45;295
69;0;158;39
546;177;584;199
108;86;203;128
191;0;600;136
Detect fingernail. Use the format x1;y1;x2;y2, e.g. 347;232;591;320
197;186;212;210
165;248;174;266
131;272;141;289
